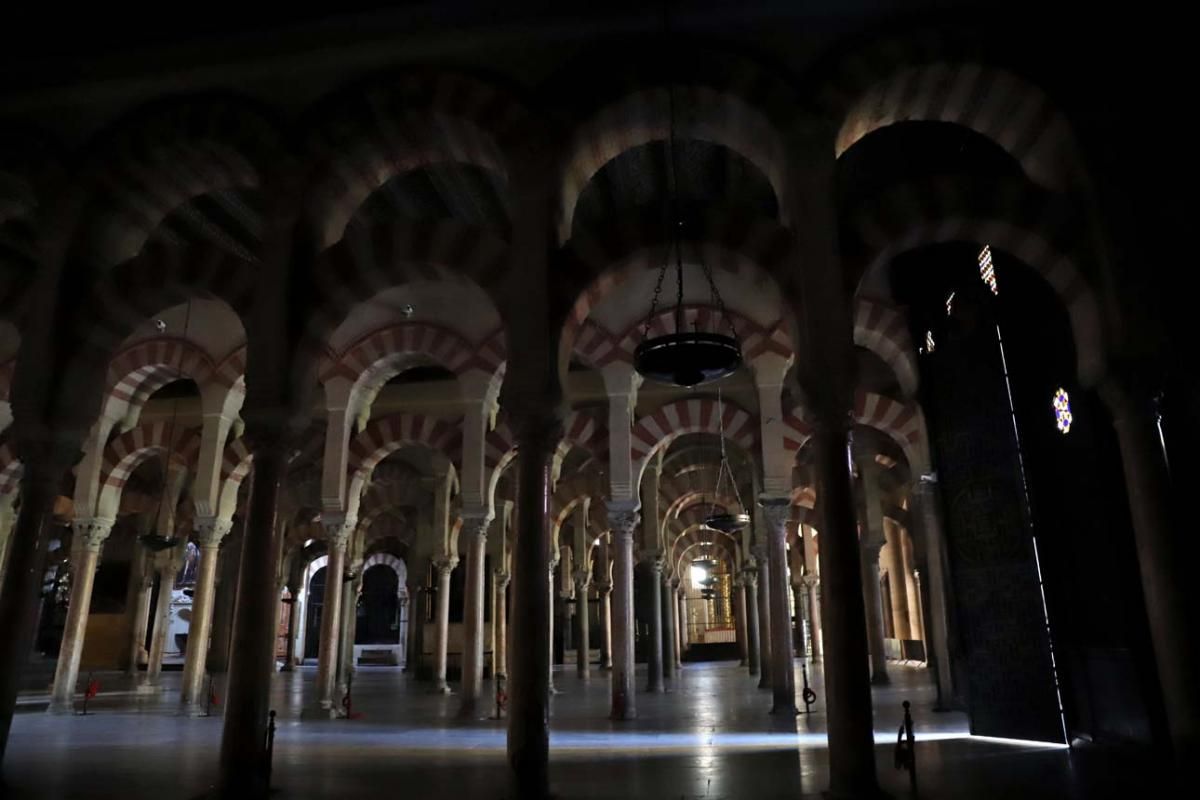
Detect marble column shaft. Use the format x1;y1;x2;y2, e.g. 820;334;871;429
752;546;772;690
316;522;350;713
180;518;232;711
761;502;797;713
460;516;490;715
432;557;456;694
645;559;663;693
48;519;113;713
609;511;637;719
661;574;677;688
744;571;761;677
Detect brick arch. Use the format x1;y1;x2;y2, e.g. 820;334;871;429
348;414;462;480
835;62;1077;192
303;70;530;249
96;421;203;518
559;85;790;243
854;297;919;397
671;527;740;576
845;174;1104;384
630;397;758;480
322;320;504;384
361;551;409;589
212;346;248;390
560;223;794;374
103;336;214;419
71;93;281;270
854;390;926;472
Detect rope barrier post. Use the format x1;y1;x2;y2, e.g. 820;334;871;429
894;699;917;792
800;662;816;713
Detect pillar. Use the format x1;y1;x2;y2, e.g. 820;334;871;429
913;477;956;707
0;457;67;763
734;578;749;666
860;541;888;684
674;587;684;665
336;569;359;693
492;569;510;678
597;580;612;670
432;556;456;694
899;528;924;644
460;513;490;716
218;443;287;796
608;506;637;719
126;549;153;675
645;558;663;693
884;523;912;642
281;586;298;672
142;554;180;690
752;544;772;690
804;575;824;659
792;582;808;656
180;517;232;712
547;562;559;694
1106;380;1200;760
405;584;425;674
661;572;677;689
506;415;557;799
316;519;350;714
573;570;590;679
207;532;239;674
813;419;880;797
744;570;761;677
761;500;797;713
47;518;114;713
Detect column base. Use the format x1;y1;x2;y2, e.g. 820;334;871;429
870;672;891;686
433;683;453;695
180;701;211;718
769;703;799;716
46;698;75;715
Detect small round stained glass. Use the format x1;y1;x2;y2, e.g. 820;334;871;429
1053;388;1072;434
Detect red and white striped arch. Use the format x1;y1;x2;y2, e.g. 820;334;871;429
347;414;462;477
854;390;927;470
97;421;203;518
104;337;214;419
558;85;789;242
630;397;758;481
853;297;918;397
835;63;1075;192
321;321;505;384
0;442;21;499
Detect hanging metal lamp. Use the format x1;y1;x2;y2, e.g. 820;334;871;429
633;67;743;387
702;388;750;533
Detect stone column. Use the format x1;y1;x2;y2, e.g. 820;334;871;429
207;532;239;674
218;443;287;795
860;541;888;684
734;578;749;665
492;570;510;678
884;523;912;642
180;517;233;712
661;572;677;689
803;575;824;659
316;518;351;714
812;419;880;797
645;558;664;693
405;584;425;674
597;580;612;670
608;506;637;719
913;477;956;707
899;528;924;644
141;555;178;690
547;562;559;694
506;414;557;800
761;499;797;713
792;582;808;656
126;548;154;675
744;570;761;677
281;587;298;672
1106;381;1200;760
674;587;684;665
0;457;68;763
432;556;456;694
573;570;591;679
459;513;490;716
911;571;926;652
337;569;360;694
751;544;772;690
48;518;114;714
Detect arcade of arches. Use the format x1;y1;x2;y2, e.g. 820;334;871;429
0;6;1194;799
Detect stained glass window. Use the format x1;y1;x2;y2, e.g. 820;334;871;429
1052;388;1072;434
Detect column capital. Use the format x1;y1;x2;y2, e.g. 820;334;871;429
594;579;612;595
801;573;820;589
741;568;759;589
643;555;665;575
434;555;458;576
493;569;511;589
607;502;639;540
750;541;769;563
193;516;233;548
72;517;115;550
321;513;355;547
460;510;492;541
758;496;792;537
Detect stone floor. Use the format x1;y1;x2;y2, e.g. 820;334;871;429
3;660;1155;799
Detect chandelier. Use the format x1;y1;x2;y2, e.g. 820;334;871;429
702;388;750;533
632;71;743;387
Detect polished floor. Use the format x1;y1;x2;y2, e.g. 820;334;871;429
3;659;1152;799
